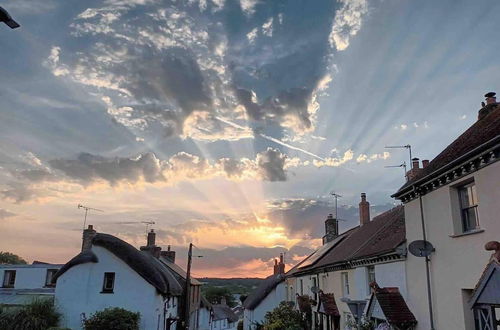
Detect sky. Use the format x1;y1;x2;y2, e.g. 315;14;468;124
0;0;499;278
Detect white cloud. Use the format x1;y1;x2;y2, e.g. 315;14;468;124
262;17;273;37
240;0;259;15
459;114;467;120
247;28;258;44
329;0;368;51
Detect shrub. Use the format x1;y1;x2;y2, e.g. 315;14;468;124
263;301;306;330
0;299;60;330
84;307;140;330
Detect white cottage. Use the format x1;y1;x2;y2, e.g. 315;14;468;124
0;262;62;310
54;225;183;330
243;255;287;329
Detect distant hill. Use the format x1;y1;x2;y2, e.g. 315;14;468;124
198;277;264;295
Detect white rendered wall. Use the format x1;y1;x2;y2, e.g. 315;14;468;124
404;161;500;330
243;281;286;330
55;246;168;330
0;264;62;289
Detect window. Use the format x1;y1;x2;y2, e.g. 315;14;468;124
300;279;304;295
312;277;318;300
101;272;115;293
45;269;58;287
366;266;375;295
2;270;16;288
458;182;479;232
341;272;349;297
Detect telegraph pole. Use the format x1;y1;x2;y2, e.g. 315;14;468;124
183;243;193;330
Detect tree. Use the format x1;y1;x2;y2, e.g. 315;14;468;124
84;307;140;330
0;251;27;264
263;302;306;330
203;286;237;307
0;299;60;330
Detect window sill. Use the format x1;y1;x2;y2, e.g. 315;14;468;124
1;286;14;289
449;229;484;238
100;291;114;294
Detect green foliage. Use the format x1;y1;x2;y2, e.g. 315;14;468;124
203;286;237;307
237;320;243;330
263;301;306;330
84;307;140;330
0;299;60;330
345;316;374;330
200;278;263;296
0;251;27;264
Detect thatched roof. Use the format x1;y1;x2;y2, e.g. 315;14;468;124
54;250;98;281
243;273;284;310
212;304;239;322
55;233;182;296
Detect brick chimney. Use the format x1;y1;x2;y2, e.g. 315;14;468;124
82;225;96;252
140;229;161;258
323;214;338;244
160;245;176;263
273;255;285;275
422;159;430;168
359;193;370;226
478;92;499;120
406;158;423;181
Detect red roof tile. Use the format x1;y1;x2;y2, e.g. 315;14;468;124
371;284;417;327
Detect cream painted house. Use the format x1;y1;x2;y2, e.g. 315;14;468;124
392;95;500;330
285;194;415;329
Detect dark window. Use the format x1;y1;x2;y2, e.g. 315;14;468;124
101;272;115;293
45;269;58;287
458;182;479;232
367;266;375;294
2;270;16;288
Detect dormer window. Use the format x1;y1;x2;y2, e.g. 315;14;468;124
458;182;479;232
45;269;58;287
101;272;115;293
2;270;16;288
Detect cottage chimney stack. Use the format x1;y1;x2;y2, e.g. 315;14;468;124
406;158;423;181
422;159;430;168
82;224;97;252
147;229;156;246
359;193;370;226
323;213;339;244
478;92;499;120
160;245;176;263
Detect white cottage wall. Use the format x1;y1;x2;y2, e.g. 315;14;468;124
404;161;500;330
55;246;166;330
243;282;286;330
0;264;61;289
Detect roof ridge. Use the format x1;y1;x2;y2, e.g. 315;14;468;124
347;207;402;259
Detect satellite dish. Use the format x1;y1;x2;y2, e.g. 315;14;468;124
311;286;320;294
408;240;435;257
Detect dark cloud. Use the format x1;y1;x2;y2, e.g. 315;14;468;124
15;169;56;182
257;148;287;181
48;0;343;139
49;152;165;185
267;198;395;239
1;182;41;204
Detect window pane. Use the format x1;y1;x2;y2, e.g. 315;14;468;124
459;187;470;207
463;207;478;232
470;184;478;205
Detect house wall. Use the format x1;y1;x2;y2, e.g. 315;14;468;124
404;160;500;330
55;246;170;330
0;264;62;289
212;318;237;330
243;282;286;330
197;306;212;330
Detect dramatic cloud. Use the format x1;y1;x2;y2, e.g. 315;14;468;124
46;0;368;141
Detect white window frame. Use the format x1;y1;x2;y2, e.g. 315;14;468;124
341;272;350;297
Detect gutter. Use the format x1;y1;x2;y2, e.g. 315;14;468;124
392;135;500;199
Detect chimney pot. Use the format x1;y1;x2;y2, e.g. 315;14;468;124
485;92;497;105
359;193;370;226
422;159;430;168
412;158;420;169
147;229;156;247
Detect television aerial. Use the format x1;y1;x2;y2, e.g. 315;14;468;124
408;240;435;257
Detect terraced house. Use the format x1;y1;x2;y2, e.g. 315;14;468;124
285;194;415;329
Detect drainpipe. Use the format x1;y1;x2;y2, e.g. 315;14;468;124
415;186;435;330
